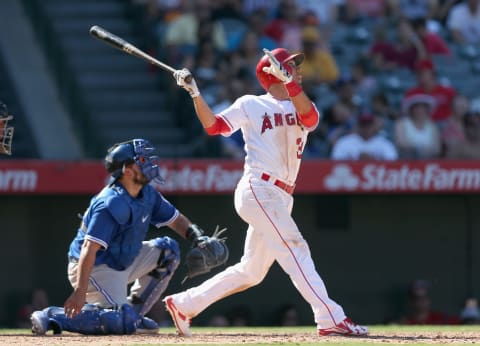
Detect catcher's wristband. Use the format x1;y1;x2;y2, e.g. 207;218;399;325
186;224;203;243
285;81;302;98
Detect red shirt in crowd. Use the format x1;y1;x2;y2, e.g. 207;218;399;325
422;33;451;56
405;85;456;122
370;41;418;70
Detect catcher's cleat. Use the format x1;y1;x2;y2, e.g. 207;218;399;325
135;316;159;334
163;296;192;337
30;310;50;335
318;317;368;336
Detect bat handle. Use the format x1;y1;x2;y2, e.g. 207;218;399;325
173;70;193;83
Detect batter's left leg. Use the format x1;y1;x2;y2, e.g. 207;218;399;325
246;183;346;329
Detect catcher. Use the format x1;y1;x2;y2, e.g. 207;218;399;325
0;101;14;155
30;138;228;335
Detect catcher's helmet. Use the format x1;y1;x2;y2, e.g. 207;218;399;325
0;101;14;155
256;48;304;91
105;139;163;183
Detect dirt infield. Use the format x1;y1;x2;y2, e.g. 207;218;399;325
2;330;480;345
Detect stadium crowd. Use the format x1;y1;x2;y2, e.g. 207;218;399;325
129;0;480;160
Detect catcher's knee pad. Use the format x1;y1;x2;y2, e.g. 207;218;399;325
129;237;180;316
150;236;180;275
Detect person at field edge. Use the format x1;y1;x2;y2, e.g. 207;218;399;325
30;139;216;335
162;47;369;337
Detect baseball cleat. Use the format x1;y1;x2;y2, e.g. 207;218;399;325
163;296;192;337
318;317;368;336
30;310;50;335
135;316;160;334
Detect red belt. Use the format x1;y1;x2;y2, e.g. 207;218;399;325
260;173;295;195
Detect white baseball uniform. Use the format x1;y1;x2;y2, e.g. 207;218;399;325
169;93;347;328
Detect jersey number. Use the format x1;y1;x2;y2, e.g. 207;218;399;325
296;138;304;159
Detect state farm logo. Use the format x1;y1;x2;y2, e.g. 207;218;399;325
324;163;480;191
0;169;37;191
157;165;243;192
325;164;359;190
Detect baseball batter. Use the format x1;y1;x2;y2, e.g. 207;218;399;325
31;139;212;335
0;101;14;155
164;48;368;336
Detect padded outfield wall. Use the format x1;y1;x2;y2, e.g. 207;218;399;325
0;160;478;327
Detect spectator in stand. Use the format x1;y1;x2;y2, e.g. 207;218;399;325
241;0;281;19
299;26;339;98
264;0;304;51
139;0;183;23
320;102;356;154
394;94;442;158
296;0;343;29
411;17;452;56
129;0;182;53
164;0;227;66
442;94;470;153
369;18;427;72
387;0;440;21
211;0;245;21
350;58;378;100
371;92;400;141
333;76;362;115
318;75;362;154
344;0;389;23
192;39;222;106
229;31;265;78
393;279;460;325
404;59;457;124
445;109;480;159
331;111;398;160
447;0;480;44
226;9;277;52
435;0;460;25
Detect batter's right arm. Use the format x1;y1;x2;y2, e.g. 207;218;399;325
174;68;217;129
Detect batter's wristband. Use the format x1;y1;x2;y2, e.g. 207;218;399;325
186;224;203;242
285;81;302;98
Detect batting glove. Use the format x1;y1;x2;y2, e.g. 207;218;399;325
174;68;200;98
262;58;293;84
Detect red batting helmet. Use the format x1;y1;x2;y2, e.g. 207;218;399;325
256;48;304;91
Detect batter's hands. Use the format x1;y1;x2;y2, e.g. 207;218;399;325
262;49;293;84
174;68;200;98
64;289;87;319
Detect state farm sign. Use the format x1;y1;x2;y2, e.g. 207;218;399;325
0;160;479;194
157;164;243;193
0;169;37;191
322;163;480;192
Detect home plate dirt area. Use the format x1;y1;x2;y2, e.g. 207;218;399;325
2;330;480;345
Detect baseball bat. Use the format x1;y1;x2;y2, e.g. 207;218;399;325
89;25;192;82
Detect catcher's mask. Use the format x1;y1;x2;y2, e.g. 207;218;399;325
104;139;163;184
0;102;14;155
255;48;304;91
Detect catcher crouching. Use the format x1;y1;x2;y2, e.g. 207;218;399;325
30;138;228;335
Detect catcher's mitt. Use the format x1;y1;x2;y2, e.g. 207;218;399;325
184;226;229;281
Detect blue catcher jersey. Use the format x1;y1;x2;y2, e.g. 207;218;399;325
68;182;179;270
